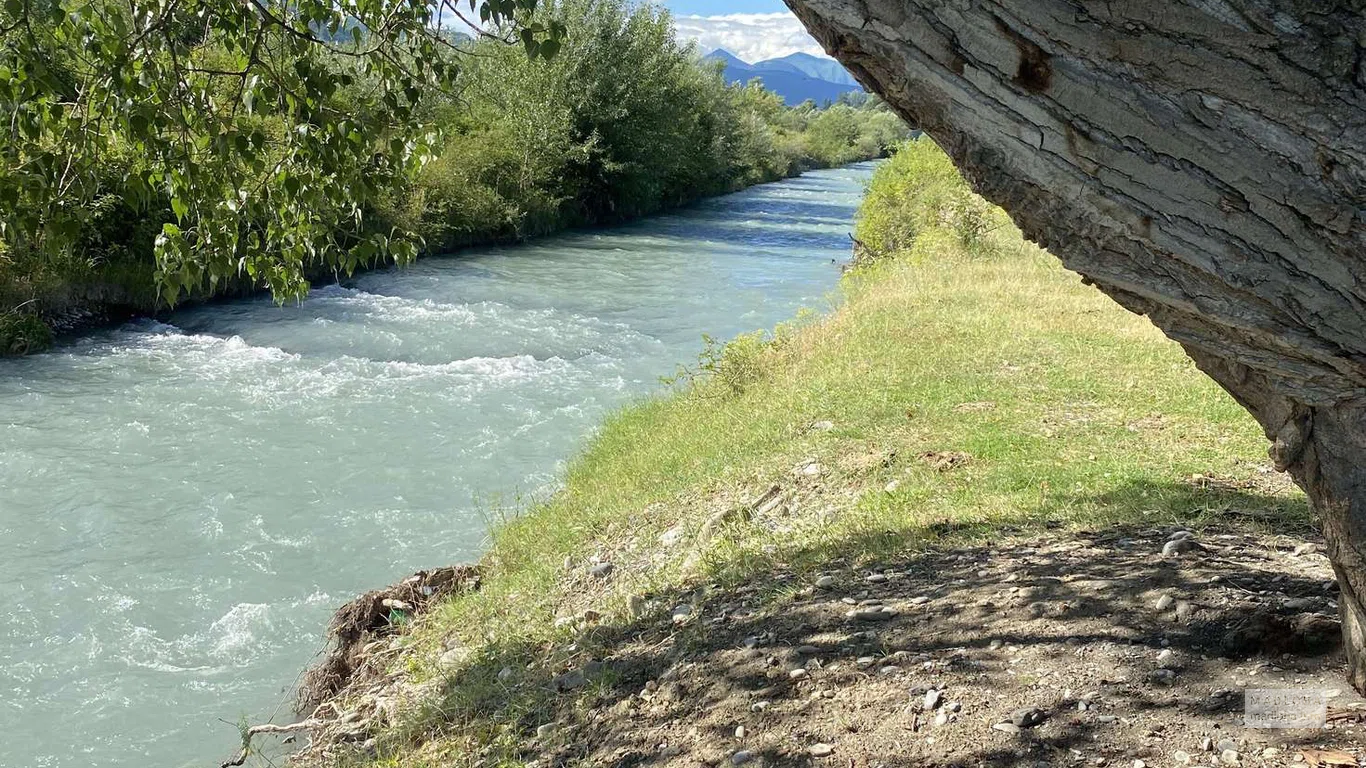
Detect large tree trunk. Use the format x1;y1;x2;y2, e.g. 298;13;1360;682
783;0;1366;686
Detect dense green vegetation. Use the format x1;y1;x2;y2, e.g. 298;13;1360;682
0;0;908;353
301;139;1300;766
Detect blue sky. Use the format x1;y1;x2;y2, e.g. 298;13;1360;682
664;0;788;12
662;2;829;62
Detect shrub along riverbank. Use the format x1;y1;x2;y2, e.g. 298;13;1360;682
267;139;1310;767
0;0;908;355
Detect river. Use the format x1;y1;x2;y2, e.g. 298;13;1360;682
0;163;875;768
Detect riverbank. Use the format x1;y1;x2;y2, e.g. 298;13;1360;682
267;143;1366;768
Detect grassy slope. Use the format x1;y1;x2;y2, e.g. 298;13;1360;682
328;146;1308;768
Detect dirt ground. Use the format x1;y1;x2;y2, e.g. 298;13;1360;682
524;527;1366;768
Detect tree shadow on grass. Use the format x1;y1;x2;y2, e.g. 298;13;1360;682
347;480;1345;768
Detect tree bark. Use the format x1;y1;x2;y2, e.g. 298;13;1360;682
783;0;1366;686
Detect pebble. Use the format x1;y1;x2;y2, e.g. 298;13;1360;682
1155;594;1175;611
1133;761;1146;768
992;722;1021;734
812;420;835;431
1201;737;1213;752
910;595;931;605
731;750;754;765
815;575;835;589
801;463;824;476
1162;538;1200;557
1149;668;1177;685
796;645;821;656
536;723;556;738
856;656;877;668
1216;739;1236;753
789;668;810;680
989;639;1004;650
1168;530;1196;541
1173;750;1191;764
866;573;888;584
849;607;894;622
884;480;900;493
734;725;746;739
659;526;683;547
1294;542;1318;556
588;562;614;579
1097;715;1118;724
923;688;942;711
671;605;693;623
1220;749;1239;765
1010;707;1047;728
809;743;834;757
934;711;949;726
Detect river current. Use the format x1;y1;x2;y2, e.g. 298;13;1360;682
0;163;875;767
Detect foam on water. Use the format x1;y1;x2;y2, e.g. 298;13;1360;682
0;163;878;768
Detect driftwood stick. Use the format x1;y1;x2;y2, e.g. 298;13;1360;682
220;720;323;768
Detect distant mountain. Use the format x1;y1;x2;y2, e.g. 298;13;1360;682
702;49;862;107
752;52;859;88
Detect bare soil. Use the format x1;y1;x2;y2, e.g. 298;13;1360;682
524;528;1366;768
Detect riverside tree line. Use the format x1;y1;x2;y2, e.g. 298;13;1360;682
0;0;909;353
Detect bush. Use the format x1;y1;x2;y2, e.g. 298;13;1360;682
0;313;53;356
853;138;1002;259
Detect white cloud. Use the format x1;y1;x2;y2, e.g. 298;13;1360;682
673;11;829;63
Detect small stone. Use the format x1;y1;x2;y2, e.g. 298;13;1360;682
910;595;931;605
1216;739;1236;753
1133;761;1147;768
660;527;684;547
1294;542;1318;556
884;480;900;493
815;575;835;589
809;743;834;758
1174;750;1191;764
1261;748;1280;758
1155;594;1175;611
856;656;876;667
1149;668;1177;685
796;645;821;656
923;689;943;711
1201;737;1213;752
989;639;1005;650
992;722;1022;734
1163;538;1200;557
851;608;894;622
731;750;754;765
812;420;835;431
801;462;824;476
497;666;514;681
742;636;760;649
671;605;693;623
536;723;556;738
589;562;615;579
1097;715;1118;724
1168;530;1196;541
1010;707;1047;728
734;725;746;739
789;668;810;680
1220;749;1239;765
1077;700;1088;712
866;573;888;584
934;711;949;726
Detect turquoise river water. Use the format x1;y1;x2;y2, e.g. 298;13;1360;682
0;163;876;767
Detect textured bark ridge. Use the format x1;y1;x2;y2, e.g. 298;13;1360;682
783;0;1366;687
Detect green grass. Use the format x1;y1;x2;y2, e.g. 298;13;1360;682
319;143;1309;768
